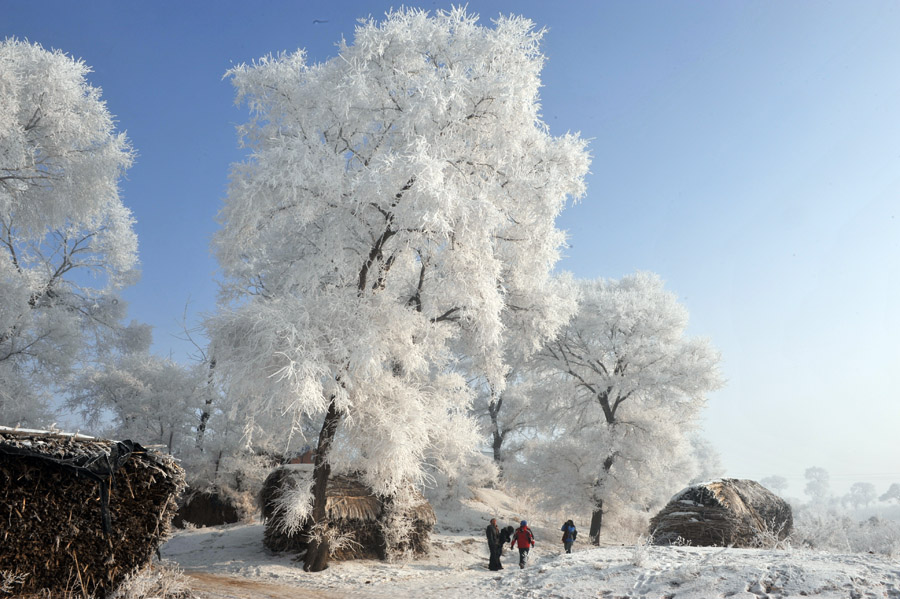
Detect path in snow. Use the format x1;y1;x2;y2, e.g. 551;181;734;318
163;523;900;599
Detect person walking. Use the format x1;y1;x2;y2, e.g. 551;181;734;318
510;520;535;569
485;518;503;571
499;525;514;555
561;519;577;554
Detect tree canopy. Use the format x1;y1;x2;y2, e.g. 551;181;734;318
0;39;139;425
208;8;590;569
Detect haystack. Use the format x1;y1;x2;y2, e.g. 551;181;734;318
260;465;436;560
173;486;241;528
0;426;185;598
648;478;793;547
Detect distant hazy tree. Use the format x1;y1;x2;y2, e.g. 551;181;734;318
804;467;831;503
527;273;722;543
0;39;137;426
68;353;206;455
880;483;900;504
688;435;725;484
846;482;877;509
761;475;789;496
209;8;589;571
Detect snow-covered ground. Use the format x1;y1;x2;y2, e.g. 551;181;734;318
160;489;900;598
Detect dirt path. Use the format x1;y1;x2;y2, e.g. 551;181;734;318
185;572;350;599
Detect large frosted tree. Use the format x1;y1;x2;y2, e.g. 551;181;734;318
209;8;589;570
530;273;722;542
0;39;138;426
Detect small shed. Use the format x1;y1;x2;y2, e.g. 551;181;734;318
648;478;793;547
260;465;436;560
0;426;184;598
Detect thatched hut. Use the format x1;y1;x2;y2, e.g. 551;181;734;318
648;478;793;547
0;426;185;598
260;464;436;560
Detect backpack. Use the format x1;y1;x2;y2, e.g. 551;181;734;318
562;525;576;543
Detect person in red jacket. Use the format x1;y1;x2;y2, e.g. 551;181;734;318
510;520;535;569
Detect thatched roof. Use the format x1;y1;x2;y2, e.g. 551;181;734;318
260;465;435;560
649;478;793;548
0;426;185;598
261;465;436;526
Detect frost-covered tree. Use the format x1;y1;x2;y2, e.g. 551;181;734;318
68;350;282;494
209;8;589;571
804;467;831;503
472;273;577;468
68;353;206;455
0;39;137;426
687;435;725;484
880;483;900;504
761;475;789;496
846;482;877;509
529;273;722;543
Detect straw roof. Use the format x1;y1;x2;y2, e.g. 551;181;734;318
648;478;793;548
261;465;436;525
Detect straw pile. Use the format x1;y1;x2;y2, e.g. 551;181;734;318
261;465;436;560
0;427;185;598
173;487;241;528
648;478;793;547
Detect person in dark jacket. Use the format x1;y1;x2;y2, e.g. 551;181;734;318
510;520;535;569
561;519;577;554
498;525;514;555
485;518;503;570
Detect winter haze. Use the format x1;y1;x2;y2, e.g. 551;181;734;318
2;0;898;499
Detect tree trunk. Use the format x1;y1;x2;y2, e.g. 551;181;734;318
303;397;341;572
589;500;603;545
196;357;217;449
488;395;504;468
491;430;503;465
589;455;615;545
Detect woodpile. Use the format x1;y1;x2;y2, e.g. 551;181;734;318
648;478;793;548
0;427;185;598
261;465;436;560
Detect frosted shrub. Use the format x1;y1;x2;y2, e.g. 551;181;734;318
0;570;28;594
630;537;653;567
792;506;900;557
379;486;417;561
271;477;313;536
304;520;363;559
108;562;196;599
425;451;498;505
752;521;793;550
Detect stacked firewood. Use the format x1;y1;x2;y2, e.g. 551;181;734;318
0;427;185;598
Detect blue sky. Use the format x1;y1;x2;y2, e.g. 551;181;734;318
4;1;899;498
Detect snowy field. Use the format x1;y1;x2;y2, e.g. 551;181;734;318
162;524;900;598
161;492;900;599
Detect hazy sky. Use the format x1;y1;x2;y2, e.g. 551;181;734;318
4;1;898;498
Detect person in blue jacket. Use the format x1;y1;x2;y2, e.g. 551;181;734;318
561;519;577;554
